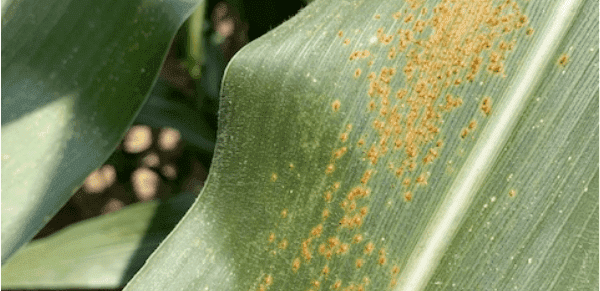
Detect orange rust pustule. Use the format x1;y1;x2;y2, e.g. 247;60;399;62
278;239;288;250
268;233;276;243
325;163;335;174
361;169;375;184
354;68;362;78
333;280;342;289
322;265;330;275
378;248;387;265
301;239;312;262
333;147;348;160
331;100;341;112
346;186;370;200
404;191;413;202
353;233;364;244
275;2;530;288
558;54;569;67
364;242;375;255
469;119;477;129
356;258;365;268
461;128;469;138
526;27;534;36
352;0;527;201
481;96;492;115
292;257;301;272
264;274;273;286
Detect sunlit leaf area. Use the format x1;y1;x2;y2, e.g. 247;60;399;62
2;0;597;290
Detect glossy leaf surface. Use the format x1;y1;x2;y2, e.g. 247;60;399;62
1;0;202;261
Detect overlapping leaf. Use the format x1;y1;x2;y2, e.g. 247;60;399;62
1;0;203;261
1;193;195;289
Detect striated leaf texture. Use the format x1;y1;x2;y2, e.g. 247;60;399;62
125;0;598;290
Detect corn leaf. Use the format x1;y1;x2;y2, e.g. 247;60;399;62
1;0;203;261
125;0;598;290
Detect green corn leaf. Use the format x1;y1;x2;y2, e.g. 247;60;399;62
125;0;598;290
1;0;204;262
1;193;196;289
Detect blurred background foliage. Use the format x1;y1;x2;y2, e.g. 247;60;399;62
32;0;306;241
4;1;304;290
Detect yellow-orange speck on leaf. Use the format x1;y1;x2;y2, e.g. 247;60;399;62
264;274;273;286
333;280;342;289
364;242;375;255
356;258;364;268
526;27;534;36
469;119;477;129
338;243;350;254
340;132;348;142
461;128;469;138
361;169;374;184
354;68;362;78
268;232;275;243
360;206;368;216
333;147;348;159
332;100;341;112
292;257;301;272
311;224;324;237
481;96;492;115
326;163;335;174
278;239;288;250
353;233;364;244
558;54;569;67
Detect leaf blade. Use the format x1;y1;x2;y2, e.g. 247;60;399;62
125;0;598;290
1;0;203;262
1;193;195;289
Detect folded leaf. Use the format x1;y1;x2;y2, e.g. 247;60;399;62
125;0;598;290
1;0;203;262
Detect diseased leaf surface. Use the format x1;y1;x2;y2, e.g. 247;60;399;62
125;0;598;290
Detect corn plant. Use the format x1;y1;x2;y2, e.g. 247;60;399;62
2;0;598;290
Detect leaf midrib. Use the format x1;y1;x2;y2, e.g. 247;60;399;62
393;0;585;290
